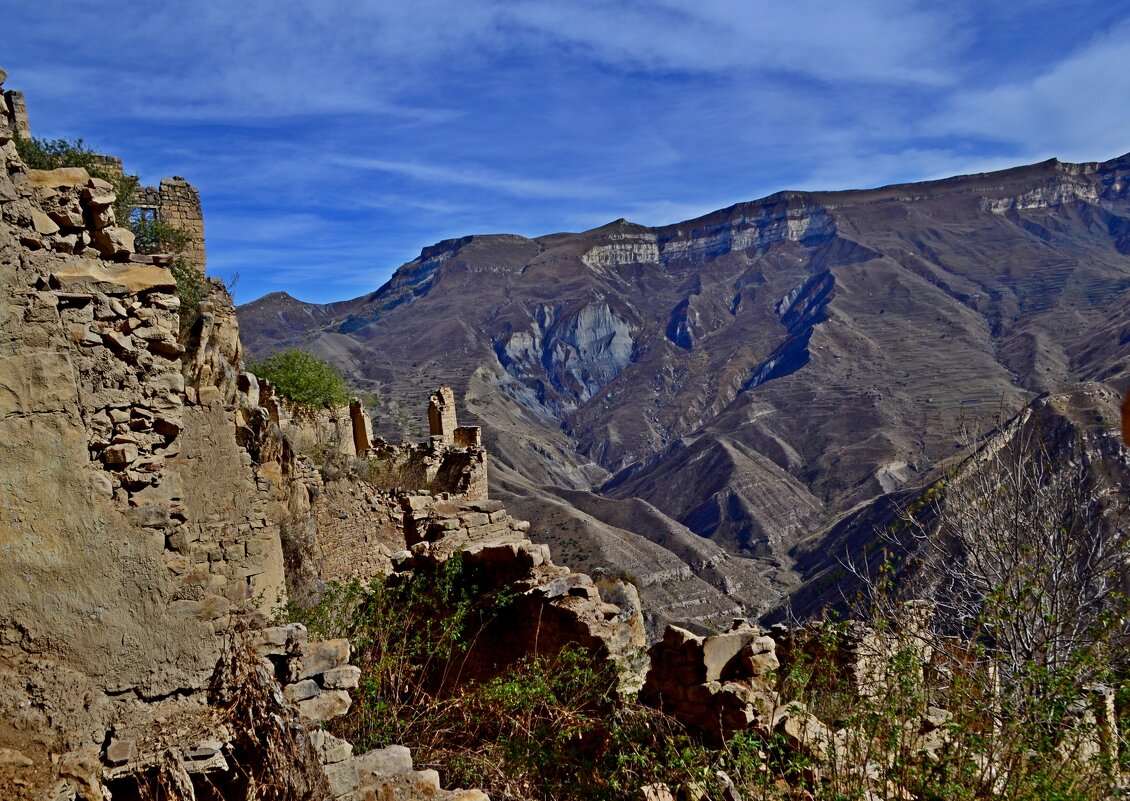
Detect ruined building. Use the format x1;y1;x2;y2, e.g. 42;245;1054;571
429;386;485;448
134;177;207;273
0;68;643;798
3;80;206;275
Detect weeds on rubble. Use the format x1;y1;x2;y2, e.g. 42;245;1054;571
767;609;1124;801
819;411;1130;800
305;439;351;482
289;553;496;749
287;559;743;801
132;216;193;255
170;256;208;334
288;508;1128;801
206;627;333;800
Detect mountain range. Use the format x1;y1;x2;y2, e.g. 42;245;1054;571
238;153;1130;631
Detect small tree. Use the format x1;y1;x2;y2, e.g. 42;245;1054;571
838;403;1130;795
891;410;1130;685
250;348;352;409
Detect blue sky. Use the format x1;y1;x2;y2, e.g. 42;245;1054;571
6;1;1130;304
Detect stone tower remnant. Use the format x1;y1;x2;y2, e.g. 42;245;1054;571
3;87;30;140
135;176;206;274
428;386;483;448
428;386;458;444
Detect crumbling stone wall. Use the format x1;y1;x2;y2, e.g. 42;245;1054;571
187;281;244;404
0;72;331;798
402;497;528;548
132;178;206;273
2;86;29;140
392;501;647;689
0;71;504;801
315;482;405;581
427;386;486;494
155;176;206;273
0;83;299;668
307;389;491;585
5;78;207;278
641;622;781;743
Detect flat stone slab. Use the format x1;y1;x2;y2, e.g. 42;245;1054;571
27;167;91;188
52;261;176;293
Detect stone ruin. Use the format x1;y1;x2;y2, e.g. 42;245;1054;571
1;80;207;276
274;384;493;583
134;176;207;274
0;69;528;799
428;385;483;449
1;72;30;141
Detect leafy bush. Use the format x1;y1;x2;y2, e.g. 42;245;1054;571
135;218;203;334
169;256;206;335
249;348;352;409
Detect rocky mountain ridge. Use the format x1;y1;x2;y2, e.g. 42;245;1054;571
240;151;1130;624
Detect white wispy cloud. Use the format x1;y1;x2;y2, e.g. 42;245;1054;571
934;20;1130;161
336;157;611;200
500;0;963;85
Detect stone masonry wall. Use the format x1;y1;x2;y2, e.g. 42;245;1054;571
156;176;206;273
0;72;499;800
316;481;405;581
0;73;333;798
0;88;296;687
131;178;206;274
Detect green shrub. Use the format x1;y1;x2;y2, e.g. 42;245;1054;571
249;348;352;409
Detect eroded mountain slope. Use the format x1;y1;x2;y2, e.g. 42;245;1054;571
239;153;1130;619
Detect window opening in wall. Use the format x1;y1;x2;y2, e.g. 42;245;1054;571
130;206;157;227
